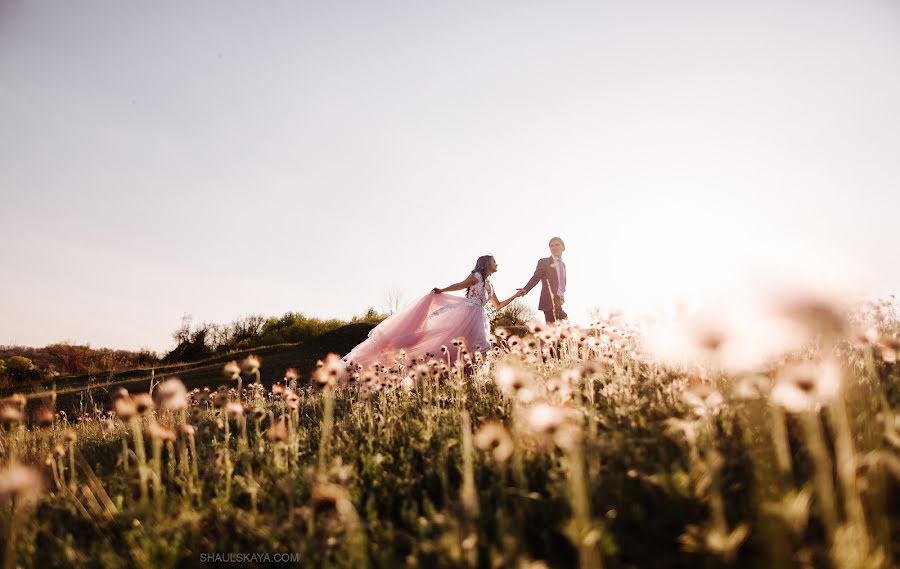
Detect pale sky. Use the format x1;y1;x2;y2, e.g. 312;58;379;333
2;1;899;352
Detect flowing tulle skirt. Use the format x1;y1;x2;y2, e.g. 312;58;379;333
344;292;489;369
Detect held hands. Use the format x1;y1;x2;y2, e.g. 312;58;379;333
515;288;527;297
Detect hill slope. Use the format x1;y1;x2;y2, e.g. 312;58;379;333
5;323;376;415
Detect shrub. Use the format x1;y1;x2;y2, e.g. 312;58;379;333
5;355;41;381
163;310;389;364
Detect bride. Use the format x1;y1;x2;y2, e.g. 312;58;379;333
344;255;524;370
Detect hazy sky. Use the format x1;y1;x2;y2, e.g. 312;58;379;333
2;1;899;352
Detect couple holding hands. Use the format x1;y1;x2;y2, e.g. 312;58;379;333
345;237;569;370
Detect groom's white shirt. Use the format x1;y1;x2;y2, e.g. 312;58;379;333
552;255;566;296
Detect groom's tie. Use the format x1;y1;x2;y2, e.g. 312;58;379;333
559;260;566;294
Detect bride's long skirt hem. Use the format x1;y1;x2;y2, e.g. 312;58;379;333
343;293;489;370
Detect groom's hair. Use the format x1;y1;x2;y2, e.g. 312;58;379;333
549;236;565;250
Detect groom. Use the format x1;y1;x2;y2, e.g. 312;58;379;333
518;236;568;323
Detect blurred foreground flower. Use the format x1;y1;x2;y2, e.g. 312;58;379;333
132;393;154;415
682;383;723;417
877;336;900;363
770;359;842;413
311;482;358;521
0;464;44;505
0;403;23;427
495;360;535;400
154;378;188;412
474;422;514;463
225;401;244;418
241;355;261;375
521;402;582;450
267;419;289;443
648;284;853;374
770;288;848;341
145;422;176;443
314;353;347;387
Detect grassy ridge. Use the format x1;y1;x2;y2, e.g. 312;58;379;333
3;323;376;415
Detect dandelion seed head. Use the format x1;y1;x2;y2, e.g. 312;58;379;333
314;353;347;387
682;383;723;416
523;402;566;435
560;368;581;385
474;422;514;462
36;406;54;428
311;482;355;519
225;401;244;418
267;420;289;443
853;327;881;346
223;361;241;380
877;336;900;363
734;376;771;400
100;418;115;433
772;290;849;340
771;359;842;413
495;361;534;396
240;355;261;374
0;464;44;505
131;393;154;415
0;403;23;427
154;378;188;412
145;422;176;442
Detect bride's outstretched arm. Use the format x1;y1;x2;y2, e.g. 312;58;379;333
491;289;526;310
432;274;478;294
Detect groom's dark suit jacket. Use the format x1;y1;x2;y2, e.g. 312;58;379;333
523;256;563;313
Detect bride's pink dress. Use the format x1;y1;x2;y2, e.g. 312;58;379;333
344;272;493;369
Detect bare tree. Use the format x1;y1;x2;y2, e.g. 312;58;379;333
46;343;91;375
382;287;406;315
490;299;537;328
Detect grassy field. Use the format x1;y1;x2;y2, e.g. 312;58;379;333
0;309;897;568
0;323;379;418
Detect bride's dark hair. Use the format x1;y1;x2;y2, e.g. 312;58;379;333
468;255;494;296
